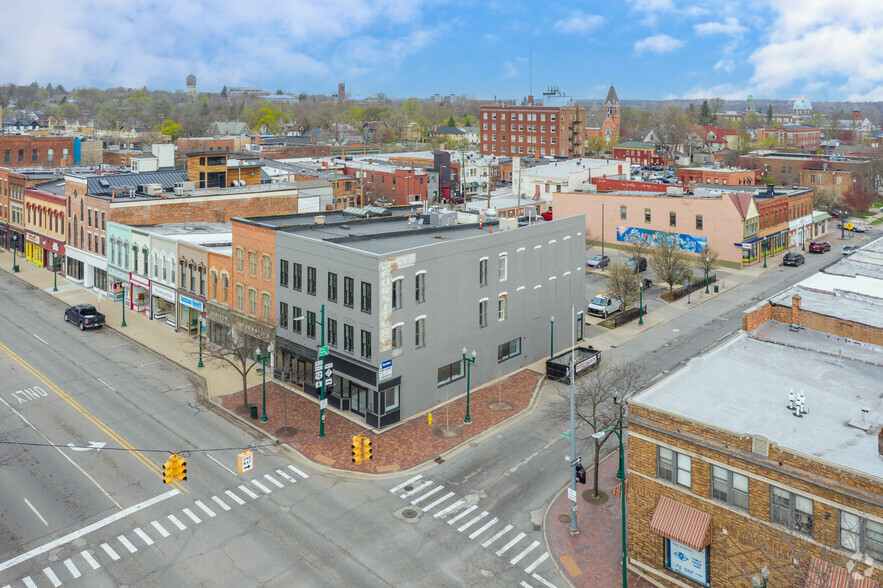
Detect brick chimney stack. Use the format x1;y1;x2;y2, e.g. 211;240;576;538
791;294;801;326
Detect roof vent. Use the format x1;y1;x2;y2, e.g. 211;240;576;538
847;408;872;432
314;215;326;225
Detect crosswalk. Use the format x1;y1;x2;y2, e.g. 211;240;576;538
388;474;558;588
5;464;310;588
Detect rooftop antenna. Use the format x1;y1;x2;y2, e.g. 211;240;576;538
529;46;533;99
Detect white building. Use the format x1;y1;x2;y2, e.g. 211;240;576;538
517;157;630;199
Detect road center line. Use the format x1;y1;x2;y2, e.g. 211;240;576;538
23;499;48;526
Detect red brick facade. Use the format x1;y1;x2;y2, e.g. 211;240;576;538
230;220;276;326
0;136;75;168
479;104;586;158
342;164;428;206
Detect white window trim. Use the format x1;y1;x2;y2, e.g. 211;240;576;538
516;247;526;252
516;286;526;292
392;321;405;329
563;271;571;277
479;297;489;303
548;239;557;245
415;270;427;276
479;256;489;261
415;314;427;321
534;245;542;249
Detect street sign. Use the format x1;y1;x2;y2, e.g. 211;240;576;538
319;399;328;409
238;449;254;473
325;377;333;386
324;365;333;378
567;488;577;502
571;457;582;467
561;432;571;439
319;346;329;357
67;441;106;452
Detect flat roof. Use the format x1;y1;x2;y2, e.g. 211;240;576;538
522;157;627;179
633;325;883;481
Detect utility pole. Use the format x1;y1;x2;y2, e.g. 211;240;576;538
568;304;579;535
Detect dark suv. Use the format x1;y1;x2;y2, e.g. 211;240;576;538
783;252;805;266
626;257;648;273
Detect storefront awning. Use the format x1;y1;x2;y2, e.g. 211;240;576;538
649;495;711;552
813;212;832;223
805;557;877;588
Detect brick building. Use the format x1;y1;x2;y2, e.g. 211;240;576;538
342;160;428;206
0;136;77;168
0;167;27;250
23;187;66;270
613;141;674;168
739;152;872;188
479;97;585;158
756;124;822;151
677;166;761;188
585;85;621;144
626;243;883;588
797;167;855;198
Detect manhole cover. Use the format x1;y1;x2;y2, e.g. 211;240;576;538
402;509;418;519
533;524;541;532
558;514;571;523
403;485;413;492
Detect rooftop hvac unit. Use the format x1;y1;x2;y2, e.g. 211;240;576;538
121;186;136;198
174;185;184;196
182;181;195;191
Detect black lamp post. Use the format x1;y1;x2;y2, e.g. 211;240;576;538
638;281;644;325
52;255;59;292
549;315;554;359
704;256;710;294
255;343;275;423
763;240;768;268
197;314;204;368
462;347;476;424
12;234;19;272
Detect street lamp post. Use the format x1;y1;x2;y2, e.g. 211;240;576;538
255;343;275;422
593;428;627;588
461;347;476;424
295;304;326;438
600;201;606;261
11;234;19;272
704;256;709;294
549;315;554;359
751;566;771;588
197;314;204;368
120;284;127;327
638;281;644;325
52;255;59;292
802;223;807;251
763;240;768;268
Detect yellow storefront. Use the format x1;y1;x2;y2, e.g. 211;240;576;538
25;234;44;267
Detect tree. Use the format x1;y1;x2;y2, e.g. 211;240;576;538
444;114;457;128
699;100;713;125
692;247;719;281
161;119;183;139
460;114;476;127
400;97;422;118
606;261;640;310
708;97;724;123
586;136;605;155
767;104;774;125
648;235;692;297
199;328;273;414
221;85;228;99
844;181;875;213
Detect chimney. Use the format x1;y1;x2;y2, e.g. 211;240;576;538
791;294;801;326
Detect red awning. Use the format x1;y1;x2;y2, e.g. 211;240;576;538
805;557;878;588
648;495;712;552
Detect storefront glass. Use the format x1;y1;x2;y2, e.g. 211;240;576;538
67;258;84;280
94;268;108;292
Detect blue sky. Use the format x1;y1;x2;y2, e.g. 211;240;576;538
4;0;883;102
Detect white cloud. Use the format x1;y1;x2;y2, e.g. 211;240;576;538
553;11;604;34
634;34;684;54
483;33;500;43
679;84;747;101
714;59;735;73
694;17;748;37
502;62;519;79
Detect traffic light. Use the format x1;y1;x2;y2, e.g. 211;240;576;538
362;436;372;461
351;435;363;464
162;455;175;484
575;464;587;485
175;454;187;482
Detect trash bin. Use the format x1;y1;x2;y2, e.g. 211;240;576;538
714;284;719;293
249;405;259;419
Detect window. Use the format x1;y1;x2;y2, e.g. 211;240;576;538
293;306;302;333
306;311;316;338
392;324;402;349
479;300;488;327
199;266;206;295
222;274;229;302
293;263;302;290
62;147;68;162
32;148;39;163
669;212;677;227
344;324;354;352
344;277;354;307
248;251;257;276
497;337;520;361
18;149;24;163
620;205;627;220
771;486;813;536
328;272;337;301
189;263;196;291
235;248;244;272
360;281;372;313
279;260;289;287
437;360;463;386
236;285;244;311
498;254;508;282
262;293;270;320
657;447;691;489
211;271;218;299
248;289;257;315
497;294;507;321
262;255;271;280
279;302;289;328
710;466;749;511
415;318;425;348
382;385;400;414
101;212;105;230
88;209;92;227
576;311;584;341
307;266;317;295
327;318;338;347
696;215;703;230
360;330;372;360
415;272;425;304
392;277;403;310
3;149;8;163
479;259;488;286
840;512;883;561
645;209;651;223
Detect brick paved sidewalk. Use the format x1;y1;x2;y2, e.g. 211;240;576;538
217;369;542;473
546;450;653;588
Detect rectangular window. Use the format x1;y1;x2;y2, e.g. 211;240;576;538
293;263;302;290
293;306;302;333
249;251;257;276
328;272;337;302
696;215;703;230
248;289;257;315
392;278;403;310
236;248;244;272
382;385;400;414
344;277;354;307
344;324;354;352
498;295;507;321
279;260;289;287
360;281;372;313
306;311;316;338
415;318;425;348
415;272;425;304
307;267;316;295
840;512;883;561
645;209;651;223
32;148;39;163
497;337;520;361
479;259;488;286
392;325;402;349
236;285;244;311
327;318;338;347
620;205;627;220
222;275;228;303
360;330;372;360
710;466;749;511
657;447;691;489
771;486;813;536
279;302;289;328
437;360;463;386
262;293;270;320
669;212;677;227
479;300;487;328
262;255;271;280
498;254;508;282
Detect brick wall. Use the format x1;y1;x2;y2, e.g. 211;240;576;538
230;220;276;326
743;298;883;347
0;136;75;167
108;192;300;226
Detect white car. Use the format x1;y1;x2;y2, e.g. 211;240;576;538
587;294;622;317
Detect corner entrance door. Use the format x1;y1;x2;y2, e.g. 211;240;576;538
350;383;367;416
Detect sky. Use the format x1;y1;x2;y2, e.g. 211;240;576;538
4;0;883;103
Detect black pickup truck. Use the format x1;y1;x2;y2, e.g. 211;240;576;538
64;304;106;330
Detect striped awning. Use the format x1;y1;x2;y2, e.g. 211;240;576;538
612;480;627;498
805;557;878;588
648;495;712;552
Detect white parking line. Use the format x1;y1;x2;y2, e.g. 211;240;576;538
195;500;216;517
422;491;455;512
482;525;513;548
22;578;38;588
286;464;310;479
458;511;489;533
495;532;526;557
389;475;422;494
238;485;259;500
251;479;272;494
447;505;478;526
400;480;433;499
118;535;137;553
63;558;81;578
410;485;443;505
211;496;231;511
225;490;245;505
133;527;154;546
42;567;61;587
524;552;549;574
167;514;187;531
432;499;464;519
24;499;48;526
531;573;558;588
469;517;499;540
275;469;297;483
151;521;170;538
520;582;533;588
100;543;120;561
264;474;284;488
81;550;100;570
182;508;202;524
510;540;540;565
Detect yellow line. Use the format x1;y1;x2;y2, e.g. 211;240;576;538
0;341;188;494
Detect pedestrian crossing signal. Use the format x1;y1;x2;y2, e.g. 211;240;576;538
362;436;372;461
575;464;586;485
351;435;363;464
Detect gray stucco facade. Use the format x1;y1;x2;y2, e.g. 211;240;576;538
272;214;587;429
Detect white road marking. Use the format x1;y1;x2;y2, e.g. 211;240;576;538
532;573;558;588
286;464;309;479
42;567;61;587
264;474;284;488
206;453;238;476
63;558;81;578
510;540;540;565
33;334;49;346
22;578;38;588
524;552;550;574
238;485;259;500
400;480;433;499
275;469;297;483
423;492;456;512
96;378;116;392
225;490;245;505
139;361;160;367
167;514;187;531
520;582;533;588
389;474;422;494
118;535;137;553
447;505;478;526
24;499;48;526
458;511;489;533
495;532;526;557
151;521;170;537
0;489;177;572
100;543;120;561
411;485;443;505
433;499;464;519
251;479;272;494
482;525;513;548
211;496;231;511
182;508;202;524
469;517;499;540
195;500;216;517
80;550;101;570
133;527;154;546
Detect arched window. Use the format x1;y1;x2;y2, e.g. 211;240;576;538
189;262;196;291
142;248;148;275
73;217;78;248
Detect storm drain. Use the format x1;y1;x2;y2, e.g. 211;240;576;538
402;509;418;519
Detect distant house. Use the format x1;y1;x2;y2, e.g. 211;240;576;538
209;121;252;136
428;125;465;144
285;123;305;137
459;126;479;144
362;121;388;142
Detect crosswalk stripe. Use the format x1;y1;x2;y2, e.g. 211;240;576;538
168;514;187;531
238;485;260;499
151;521;170;538
42;567;61;587
100;543;120;561
495;532;526;557
524;552;549;574
264;474;285;488
275;469;297;483
133;528;154;546
458;511;489;533
469;516;499;540
251;479;272;494
195;500;217;517
520;582;533;588
211;496;231;511
400;480;433;499
510;540;540;565
482;525;513;548
64;557;81;578
447;505;478;526
531;573;558;588
410;485;443;505
22;578;38;588
433;499;464;519
225;490;245;505
389;474;422;494
423;491;455;512
81;550;101;570
287;464;310;479
182;508;202;524
117;535;138;553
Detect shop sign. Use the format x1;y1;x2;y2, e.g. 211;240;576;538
108;266;129;282
668;540;708;586
179;294;204;312
151;283;176;303
26;233;41;245
379;360;392;382
129;273;150;288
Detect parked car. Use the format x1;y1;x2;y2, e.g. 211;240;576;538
541;210;553;221
625;257;648;273
783;252;805;266
809;241;831;253
842;245;857;255
587;293;622;317
64;304;106;330
639;277;652;290
586;255;611;269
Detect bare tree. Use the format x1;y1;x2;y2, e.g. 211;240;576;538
606;261;640;310
625;233;652;264
648;235;691;297
199;328;273;413
813;186;845;216
692;246;720;277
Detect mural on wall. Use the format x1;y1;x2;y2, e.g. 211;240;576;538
616;226;708;253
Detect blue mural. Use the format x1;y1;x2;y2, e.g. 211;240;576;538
616;226;708;254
